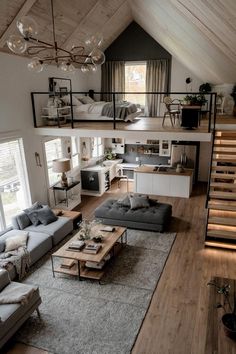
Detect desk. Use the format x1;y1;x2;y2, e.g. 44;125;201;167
181;105;201;129
51;181;80;207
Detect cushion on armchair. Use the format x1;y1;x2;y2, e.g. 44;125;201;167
0;269;10;292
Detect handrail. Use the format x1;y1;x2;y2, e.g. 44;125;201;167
31;90;217;129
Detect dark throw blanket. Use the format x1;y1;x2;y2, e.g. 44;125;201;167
101;101;137;120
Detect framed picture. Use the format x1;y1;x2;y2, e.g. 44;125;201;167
59;87;68;97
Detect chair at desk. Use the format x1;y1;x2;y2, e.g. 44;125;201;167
216;95;225;115
162;97;181;126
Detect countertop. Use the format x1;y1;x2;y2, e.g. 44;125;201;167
134;165;193;177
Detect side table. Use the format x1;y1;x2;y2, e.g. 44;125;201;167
51;181;80;207
53;209;82;229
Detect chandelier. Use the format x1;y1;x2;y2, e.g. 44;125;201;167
6;0;105;73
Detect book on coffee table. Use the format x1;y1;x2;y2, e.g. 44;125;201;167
60;259;75;269
100;226;115;232
67;240;85;251
83;243;102;254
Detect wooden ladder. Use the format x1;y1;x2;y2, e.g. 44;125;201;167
205;130;236;249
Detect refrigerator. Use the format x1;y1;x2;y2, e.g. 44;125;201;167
170;144;198;182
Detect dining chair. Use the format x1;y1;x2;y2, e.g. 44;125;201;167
162;97;181;126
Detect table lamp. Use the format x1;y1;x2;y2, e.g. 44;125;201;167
52;158;71;187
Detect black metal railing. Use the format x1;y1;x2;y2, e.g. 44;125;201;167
31;90;217;132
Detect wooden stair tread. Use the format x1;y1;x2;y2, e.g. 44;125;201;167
209;191;236;199
214;144;236;148
212;158;236;163
211;166;236;172
205;241;236;250
211;173;236;179
210;182;236;189
208;217;236;226
213;150;236;155
208;201;236;211
207;229;236;239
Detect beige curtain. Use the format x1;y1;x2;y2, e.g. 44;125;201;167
146;60;169;117
101;61;125;101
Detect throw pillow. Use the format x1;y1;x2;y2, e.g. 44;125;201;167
16;212;31;230
117;194;131;208
129;194;150;210
61;95;82;106
23;202;42;226
79;96;94;104
5;232;28;252
0;239;5;253
37;205;58;226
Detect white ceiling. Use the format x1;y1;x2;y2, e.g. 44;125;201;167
0;0;235;84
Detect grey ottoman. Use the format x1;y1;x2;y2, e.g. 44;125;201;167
94;198;172;232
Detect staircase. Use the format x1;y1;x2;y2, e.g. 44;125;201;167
205;130;236;249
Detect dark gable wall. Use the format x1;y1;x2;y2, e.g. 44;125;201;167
105;22;171;61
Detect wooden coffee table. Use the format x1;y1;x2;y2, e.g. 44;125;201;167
51;224;127;281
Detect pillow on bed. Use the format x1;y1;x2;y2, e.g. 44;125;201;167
61;95;82;106
79;96;94;104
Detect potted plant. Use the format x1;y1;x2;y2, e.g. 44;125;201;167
183;94;207;106
208;280;236;339
231;84;236;116
199;82;212;93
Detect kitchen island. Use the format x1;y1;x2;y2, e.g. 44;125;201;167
134;166;193;198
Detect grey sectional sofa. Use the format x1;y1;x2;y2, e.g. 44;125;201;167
0;268;41;349
94;198;172;232
0;214;73;280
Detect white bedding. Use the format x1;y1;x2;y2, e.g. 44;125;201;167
72;101;141;122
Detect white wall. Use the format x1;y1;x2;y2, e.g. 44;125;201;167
171;57;203;93
0;52;90;204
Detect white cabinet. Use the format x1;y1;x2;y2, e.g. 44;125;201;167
159;140;171;156
125;138;147;145
111;143;125;154
134;171;193;198
136;173;153;194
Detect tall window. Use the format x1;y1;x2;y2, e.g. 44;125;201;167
0;138;30;230
125;62;146;106
91;138;103;158
71;136;80;169
45;138;62;187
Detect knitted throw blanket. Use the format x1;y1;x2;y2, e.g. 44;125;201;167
0;247;30;280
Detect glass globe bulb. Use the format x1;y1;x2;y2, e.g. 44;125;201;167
81;65;90;73
27;57;44;73
17;16;38;38
90;64;97;73
85;34;103;48
7;35;27;54
60;62;75;73
91;48;105;66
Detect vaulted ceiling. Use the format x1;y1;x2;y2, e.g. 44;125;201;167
0;0;236;84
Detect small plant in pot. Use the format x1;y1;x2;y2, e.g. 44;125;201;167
208;280;236;339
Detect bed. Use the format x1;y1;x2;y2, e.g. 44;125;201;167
60;94;141;122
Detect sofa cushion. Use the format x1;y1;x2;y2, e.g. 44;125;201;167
23;202;42;226
36;206;58;226
0;287;40;340
24;217;73;246
5;232;28;252
0;269;10;292
129;194;150;210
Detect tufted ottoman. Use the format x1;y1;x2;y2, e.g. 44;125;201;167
94;198;172;232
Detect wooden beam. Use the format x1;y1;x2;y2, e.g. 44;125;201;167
0;0;37;48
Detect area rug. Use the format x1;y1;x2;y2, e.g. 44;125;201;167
16;229;176;354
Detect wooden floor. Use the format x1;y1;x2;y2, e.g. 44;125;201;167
38;114;235;133
4;180;236;354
